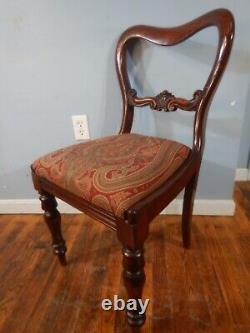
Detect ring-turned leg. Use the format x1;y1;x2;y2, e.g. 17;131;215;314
39;192;67;265
182;173;199;249
122;247;146;326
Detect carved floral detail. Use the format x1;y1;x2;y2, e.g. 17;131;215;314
154;90;176;111
128;88;203;112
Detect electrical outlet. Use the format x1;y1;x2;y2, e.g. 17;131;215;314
72;115;90;140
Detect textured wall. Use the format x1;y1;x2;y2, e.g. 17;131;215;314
0;0;249;200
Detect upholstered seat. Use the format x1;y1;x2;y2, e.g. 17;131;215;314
32;133;190;218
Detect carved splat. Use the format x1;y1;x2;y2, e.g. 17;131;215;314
128;88;203;112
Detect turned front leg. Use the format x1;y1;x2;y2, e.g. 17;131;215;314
122;247;146;326
39;192;67;266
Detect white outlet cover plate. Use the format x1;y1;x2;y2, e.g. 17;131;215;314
72;115;90;140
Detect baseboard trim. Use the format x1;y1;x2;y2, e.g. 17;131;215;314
0;199;80;214
161;199;235;216
235;168;249;181
0;198;235;216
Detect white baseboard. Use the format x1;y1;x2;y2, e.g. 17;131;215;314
161;199;235;216
0;198;235;216
235;168;249;181
0;199;80;214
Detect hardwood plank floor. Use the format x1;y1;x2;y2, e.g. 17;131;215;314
0;182;249;333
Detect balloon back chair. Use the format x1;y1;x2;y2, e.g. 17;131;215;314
31;9;234;327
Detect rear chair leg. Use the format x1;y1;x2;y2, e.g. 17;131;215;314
182;173;199;249
39;192;67;265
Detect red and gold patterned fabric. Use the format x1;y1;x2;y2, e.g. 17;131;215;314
32;133;190;218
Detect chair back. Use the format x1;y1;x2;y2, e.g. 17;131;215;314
116;8;234;154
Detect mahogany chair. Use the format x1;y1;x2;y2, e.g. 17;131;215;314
31;8;234;327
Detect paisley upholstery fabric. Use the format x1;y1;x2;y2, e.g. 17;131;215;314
32;133;190;218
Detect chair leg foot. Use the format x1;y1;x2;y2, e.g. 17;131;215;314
53;243;67;266
39;192;67;265
182;173;199;249
122;247;146;326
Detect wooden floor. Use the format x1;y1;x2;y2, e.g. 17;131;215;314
0;182;250;333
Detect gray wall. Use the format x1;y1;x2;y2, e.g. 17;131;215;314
0;0;249;200
238;83;250;168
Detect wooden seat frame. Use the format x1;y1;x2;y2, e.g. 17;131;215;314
31;8;234;327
